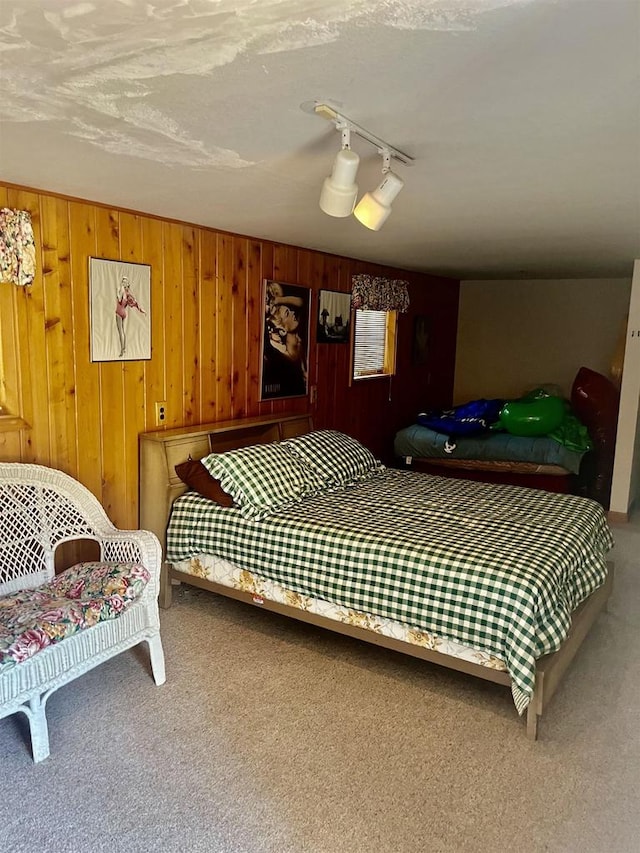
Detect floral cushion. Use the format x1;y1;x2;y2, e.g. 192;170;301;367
0;561;150;673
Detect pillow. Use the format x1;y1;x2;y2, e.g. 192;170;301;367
282;430;384;488
175;459;235;507
201;442;324;519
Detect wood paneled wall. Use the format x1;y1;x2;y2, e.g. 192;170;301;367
0;182;459;529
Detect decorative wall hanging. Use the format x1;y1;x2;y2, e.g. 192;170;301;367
412;314;430;366
89;258;151;362
351;274;410;313
317;289;351;344
0;208;36;287
260;279;310;400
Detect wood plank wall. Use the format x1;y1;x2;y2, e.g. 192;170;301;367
0;182;460;530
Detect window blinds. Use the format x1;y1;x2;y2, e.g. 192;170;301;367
353;310;388;377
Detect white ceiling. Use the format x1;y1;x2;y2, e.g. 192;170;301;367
1;0;639;280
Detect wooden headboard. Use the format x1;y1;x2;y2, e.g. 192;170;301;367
139;414;312;556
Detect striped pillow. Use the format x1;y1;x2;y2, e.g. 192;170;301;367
283;430;385;489
201;442;323;519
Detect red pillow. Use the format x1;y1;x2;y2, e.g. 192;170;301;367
174;459;234;507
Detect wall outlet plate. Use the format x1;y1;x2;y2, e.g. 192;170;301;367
155;401;167;426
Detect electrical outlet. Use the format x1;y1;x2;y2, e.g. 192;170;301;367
155;401;167;426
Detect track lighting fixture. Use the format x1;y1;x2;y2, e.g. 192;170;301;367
310;102;413;230
319;126;360;218
354;149;404;231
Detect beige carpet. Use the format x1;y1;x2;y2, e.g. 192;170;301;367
1;515;639;853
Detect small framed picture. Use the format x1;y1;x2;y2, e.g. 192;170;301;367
317;289;351;344
260;279;311;400
89;258;151;362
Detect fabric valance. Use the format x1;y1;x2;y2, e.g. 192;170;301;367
0;208;36;287
351;274;410;313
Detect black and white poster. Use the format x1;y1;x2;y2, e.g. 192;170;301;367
260;279;310;400
317;289;351;344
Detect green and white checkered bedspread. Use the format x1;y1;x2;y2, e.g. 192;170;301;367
166;469;613;712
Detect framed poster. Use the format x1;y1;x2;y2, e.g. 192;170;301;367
89;258;151;362
317;289;351;344
260;279;310;400
412;314;429;366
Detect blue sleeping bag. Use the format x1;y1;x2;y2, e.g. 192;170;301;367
417;398;505;437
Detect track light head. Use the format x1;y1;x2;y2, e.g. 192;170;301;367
354;170;404;231
319;146;360;218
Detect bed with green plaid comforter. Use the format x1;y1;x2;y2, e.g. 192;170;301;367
166;468;613;712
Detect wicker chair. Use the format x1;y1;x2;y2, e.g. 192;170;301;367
0;462;165;762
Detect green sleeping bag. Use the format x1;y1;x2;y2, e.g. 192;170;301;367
499;394;566;437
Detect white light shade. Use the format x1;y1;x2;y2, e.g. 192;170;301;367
319;148;360;217
354;171;404;231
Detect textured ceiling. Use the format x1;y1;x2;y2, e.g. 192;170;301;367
1;0;639;279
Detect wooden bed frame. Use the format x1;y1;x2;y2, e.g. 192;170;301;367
399;456;575;494
139;414;614;740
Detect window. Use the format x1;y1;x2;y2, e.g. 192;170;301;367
351;309;397;381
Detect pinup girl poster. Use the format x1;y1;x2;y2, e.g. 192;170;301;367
260;279;310;400
89;258;151;361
